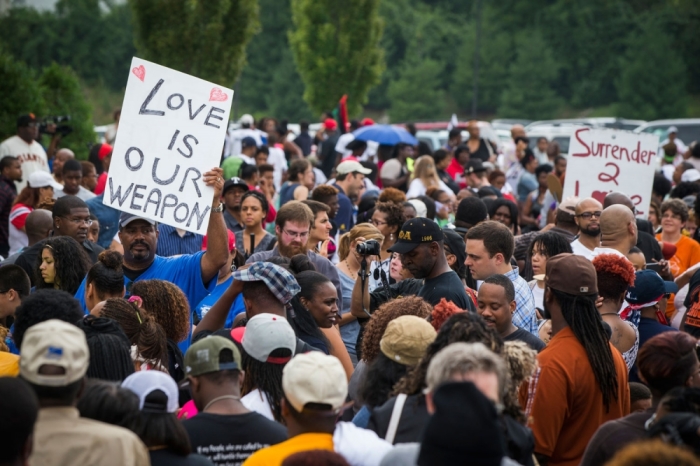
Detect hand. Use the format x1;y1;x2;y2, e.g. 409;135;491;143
653;258;673;280
318;240;330;258
595;296;604;310
203;167;224;203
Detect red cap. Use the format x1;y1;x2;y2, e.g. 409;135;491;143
230;327;245;343
98;144;113;161
361;118;375;126
202;229;236;252
323;118;338;131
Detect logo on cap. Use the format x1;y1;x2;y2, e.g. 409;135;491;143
196;349;210;363
46;346;63;359
399;231;411;240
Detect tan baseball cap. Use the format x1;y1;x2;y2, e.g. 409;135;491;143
20;319;89;387
380;315;437;366
282;352;347;413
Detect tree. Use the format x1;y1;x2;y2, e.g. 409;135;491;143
289;0;385;116
38;63;95;160
129;0;259;87
388;56;445;122
0;51;45;142
265;48;314;121
616;21;687;120
498;30;561;120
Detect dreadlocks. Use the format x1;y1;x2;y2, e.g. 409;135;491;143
552;288;618;411
391;312;503;396
241;350;288;423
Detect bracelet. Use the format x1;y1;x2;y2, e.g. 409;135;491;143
211;204;224;213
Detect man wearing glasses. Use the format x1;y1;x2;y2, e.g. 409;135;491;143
246;201;342;303
0;114;50;192
15;195;104;283
571;198;603;260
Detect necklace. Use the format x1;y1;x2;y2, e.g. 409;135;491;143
204;395;240;412
344;259;359;280
600;312;620;317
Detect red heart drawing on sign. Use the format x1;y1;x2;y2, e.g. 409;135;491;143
132;65;145;82
209;88;228;102
591;190;608;204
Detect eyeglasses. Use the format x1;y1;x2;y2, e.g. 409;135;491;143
282;229;309;240
576;211;602;219
371;219;388;227
60;216;93;226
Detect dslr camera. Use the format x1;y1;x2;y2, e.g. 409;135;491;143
356;239;381;256
39;115;73;137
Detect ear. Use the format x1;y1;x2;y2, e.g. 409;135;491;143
494;252;505;265
86;282;95;301
445;253;456;267
53;217;61;230
281;397;291;417
509;300;516;315
7;289;16;302
425;391;436;414
275;225;282;236
238;370;245;390
121;285;126;298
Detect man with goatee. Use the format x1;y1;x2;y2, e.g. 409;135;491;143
571;198;603;260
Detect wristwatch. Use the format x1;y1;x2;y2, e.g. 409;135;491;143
211;204;224;213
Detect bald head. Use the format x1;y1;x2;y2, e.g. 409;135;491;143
25;209;53;245
53;148;75;178
575;198;603;215
603;192;634;211
600;205;637;251
511;125;526;139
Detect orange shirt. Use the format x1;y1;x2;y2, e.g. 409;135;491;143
655;234;700;318
242;433;333;466
520;326;630;466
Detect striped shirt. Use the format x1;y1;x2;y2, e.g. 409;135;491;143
155;224;203;257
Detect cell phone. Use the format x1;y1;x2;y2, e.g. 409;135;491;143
645;263;663;273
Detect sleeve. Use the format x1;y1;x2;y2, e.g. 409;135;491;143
380;159;401;179
170;252;217;306
405;179;423;199
526;364;570;458
9;206;31;229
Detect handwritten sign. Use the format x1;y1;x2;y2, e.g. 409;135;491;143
106;57;232;234
562;127;659;218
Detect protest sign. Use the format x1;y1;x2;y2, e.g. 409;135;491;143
106;57;232;234
562;127;659;218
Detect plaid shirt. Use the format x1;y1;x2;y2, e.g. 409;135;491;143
505;266;538;336
0;175;17;256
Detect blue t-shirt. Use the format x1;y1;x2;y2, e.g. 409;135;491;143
74;252;215;354
338;270;360;356
194;276;246;328
333;184;354;234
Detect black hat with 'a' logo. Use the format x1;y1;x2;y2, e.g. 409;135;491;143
388;218;444;254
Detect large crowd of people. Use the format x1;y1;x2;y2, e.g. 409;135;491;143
0;112;699;465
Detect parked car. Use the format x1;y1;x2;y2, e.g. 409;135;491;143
94;125;108;143
491;119;532;131
416;122;501;153
527;118;645;131
634;119;700;147
524;124;586;156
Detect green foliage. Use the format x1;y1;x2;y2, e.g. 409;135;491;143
289;0;385;116
616;21;687;120
128;0;259;87
38;63;95;160
265;48;314;122
388;56;445;122
0;52;45;141
498;30;562;120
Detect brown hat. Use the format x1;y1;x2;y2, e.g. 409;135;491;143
545;253;598;296
380;315;437;366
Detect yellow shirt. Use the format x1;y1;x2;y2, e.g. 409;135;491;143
0;352;19;376
243;432;334;466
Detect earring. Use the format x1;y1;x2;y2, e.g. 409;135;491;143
389;233;394;241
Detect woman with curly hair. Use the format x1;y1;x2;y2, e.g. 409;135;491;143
593;253;639;370
370;202;405;262
377;187;406;205
35;236;90;295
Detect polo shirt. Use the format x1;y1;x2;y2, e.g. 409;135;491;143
74;251;215;353
332;183;354;234
224;209;244;234
521;326;630;466
194;277;246;327
242;433;334;466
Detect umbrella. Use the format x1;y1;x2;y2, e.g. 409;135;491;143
352;124;417;146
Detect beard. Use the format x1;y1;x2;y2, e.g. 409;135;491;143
278;239;308;258
580;224;600;237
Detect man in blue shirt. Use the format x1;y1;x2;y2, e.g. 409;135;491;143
331;160;371;234
75;167;229;353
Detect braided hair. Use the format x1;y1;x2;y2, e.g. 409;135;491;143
392;312;503;396
100;298;168;368
75;315;135;382
552;288;618;410
240;349;289;423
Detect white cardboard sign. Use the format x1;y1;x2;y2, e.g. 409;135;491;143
562;127;659;218
106;57;233;234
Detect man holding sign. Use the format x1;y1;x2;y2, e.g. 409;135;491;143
74;57;233;353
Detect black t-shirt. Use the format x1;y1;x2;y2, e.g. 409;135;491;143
504;327;546;352
150;449;213;466
468;139;493;162
367;394;430;444
418;271;475;311
368;278;424;312
636;230;662;263
182;412;288;466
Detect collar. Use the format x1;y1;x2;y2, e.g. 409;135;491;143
332;183;346;195
38;406;80;421
504;266;520;280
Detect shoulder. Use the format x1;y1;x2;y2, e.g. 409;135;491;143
78;417;144;445
247;250;274;264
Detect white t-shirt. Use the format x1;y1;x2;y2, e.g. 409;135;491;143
8;204;31;255
531;282;545;311
56;185;96;201
267;147;287;191
224;128;264;158
591;247;626;260
405;178;453;199
570;238;596;260
0;135;49;191
241;389;274;421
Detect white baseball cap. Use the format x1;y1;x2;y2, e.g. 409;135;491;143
20;319;89;387
336;160;372;176
240;114;255;126
282;352;347;412
240;313;296;364
668;126;679;134
27;171;61;190
122;370;179;414
681;168;700;183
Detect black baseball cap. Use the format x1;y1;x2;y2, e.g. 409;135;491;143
223;177;250;195
241;136;257;149
17;114;36;127
388;218;444;254
466;159;487;174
